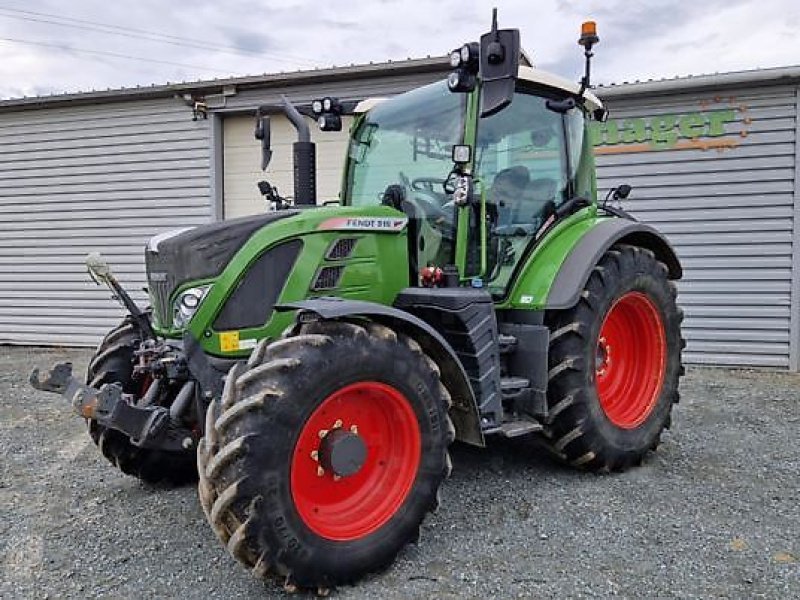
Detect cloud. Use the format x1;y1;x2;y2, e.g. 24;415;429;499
0;0;797;99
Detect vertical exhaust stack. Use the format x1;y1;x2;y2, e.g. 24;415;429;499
281;95;317;206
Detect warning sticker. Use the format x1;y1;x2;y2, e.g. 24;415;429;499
219;331;240;352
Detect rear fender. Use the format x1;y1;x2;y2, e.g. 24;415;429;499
277;297;484;447
546;219;682;310
504;212;681;311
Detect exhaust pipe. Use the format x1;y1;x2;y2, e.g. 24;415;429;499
281;95;317;206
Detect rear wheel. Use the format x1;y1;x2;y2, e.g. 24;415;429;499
86;316;197;485
197;320;453;590
544;244;684;471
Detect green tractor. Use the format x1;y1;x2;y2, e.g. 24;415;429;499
32;15;683;592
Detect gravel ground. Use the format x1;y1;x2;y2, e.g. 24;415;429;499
1;345;798;599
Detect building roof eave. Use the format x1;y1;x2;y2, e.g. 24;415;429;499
0;56;451;112
596;64;800;99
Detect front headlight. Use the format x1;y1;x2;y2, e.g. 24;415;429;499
172;285;211;329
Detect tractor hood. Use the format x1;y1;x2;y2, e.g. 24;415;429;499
144;211;298;328
144;205;412;351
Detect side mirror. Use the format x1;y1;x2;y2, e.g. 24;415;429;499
254;114;272;171
614;184;632;200
479;10;520;117
593;107;609;122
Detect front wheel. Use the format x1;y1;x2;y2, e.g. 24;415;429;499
543;244;684;472
86;316;197;485
197;320;453;590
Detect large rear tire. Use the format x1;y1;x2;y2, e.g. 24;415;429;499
86;316;197;485
544;244;684;472
197;320;453;591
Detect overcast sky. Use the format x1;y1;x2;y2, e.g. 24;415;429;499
0;0;798;100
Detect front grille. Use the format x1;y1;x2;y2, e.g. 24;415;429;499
145;254;178;329
312;265;344;291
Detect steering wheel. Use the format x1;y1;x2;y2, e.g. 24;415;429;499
398;171;453;235
397;171;450;222
411;177;445;193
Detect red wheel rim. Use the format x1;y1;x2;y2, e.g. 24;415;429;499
595;291;667;429
290;381;422;541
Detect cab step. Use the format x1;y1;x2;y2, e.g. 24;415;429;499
498;420;543;437
498;333;518;355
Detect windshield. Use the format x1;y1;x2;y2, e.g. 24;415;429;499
344;81;465;206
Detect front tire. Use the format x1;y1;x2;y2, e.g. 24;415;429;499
197;320;453;590
544;244;684;472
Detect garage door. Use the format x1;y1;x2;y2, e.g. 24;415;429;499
0;98;211;346
223;114;353;217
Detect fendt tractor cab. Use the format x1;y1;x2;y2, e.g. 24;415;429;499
32;14;683;593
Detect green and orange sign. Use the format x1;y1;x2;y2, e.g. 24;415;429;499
590;98;751;154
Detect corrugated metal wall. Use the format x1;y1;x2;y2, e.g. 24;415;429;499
596;85;798;368
0;98;211;346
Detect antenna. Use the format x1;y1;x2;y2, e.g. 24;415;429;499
487;7;505;65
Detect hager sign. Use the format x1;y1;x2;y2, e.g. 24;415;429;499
590;99;750;154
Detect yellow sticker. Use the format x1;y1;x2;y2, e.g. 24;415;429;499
219;331;240;352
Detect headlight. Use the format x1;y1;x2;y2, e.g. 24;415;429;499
449;50;462;68
172;285;211;329
447;71;461;90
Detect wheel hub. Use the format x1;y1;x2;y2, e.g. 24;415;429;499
318;427;367;477
290;381;422;541
595;336;611;375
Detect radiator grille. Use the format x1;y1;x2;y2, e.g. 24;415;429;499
145;256;178;329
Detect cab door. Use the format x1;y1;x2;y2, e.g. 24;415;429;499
473;87;590;294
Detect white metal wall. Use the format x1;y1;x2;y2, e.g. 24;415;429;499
0;98;211;346
596;85;798;368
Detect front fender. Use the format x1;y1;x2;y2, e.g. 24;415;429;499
277;297;484;447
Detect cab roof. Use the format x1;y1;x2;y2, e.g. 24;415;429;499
517;66;603;111
355;66;603;114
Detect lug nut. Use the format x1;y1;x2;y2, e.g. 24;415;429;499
317;466;325;477
310;450;319;461
333;419;343;429
317;429;328;439
350;424;358;434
